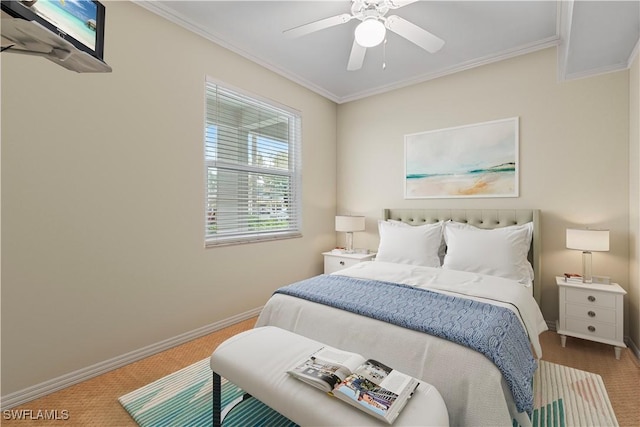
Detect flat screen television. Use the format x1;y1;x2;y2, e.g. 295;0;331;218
1;0;105;61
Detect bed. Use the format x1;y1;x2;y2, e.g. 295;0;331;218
256;209;546;426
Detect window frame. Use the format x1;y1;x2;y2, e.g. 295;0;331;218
204;78;302;247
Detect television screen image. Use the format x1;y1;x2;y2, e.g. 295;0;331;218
1;0;106;61
26;0;98;51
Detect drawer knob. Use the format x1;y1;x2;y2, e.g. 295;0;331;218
588;295;596;302
339;261;345;266
588;325;596;332
588;311;596;317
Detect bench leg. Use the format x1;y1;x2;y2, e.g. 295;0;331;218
213;371;253;427
213;371;221;427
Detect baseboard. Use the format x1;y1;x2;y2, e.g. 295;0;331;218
625;336;640;361
0;307;263;410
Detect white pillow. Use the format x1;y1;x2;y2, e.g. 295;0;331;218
387;219;447;262
442;221;534;283
376;220;442;267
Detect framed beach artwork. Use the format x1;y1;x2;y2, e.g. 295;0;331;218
404;117;519;199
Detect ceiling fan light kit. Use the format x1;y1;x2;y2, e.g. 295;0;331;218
284;0;444;71
355;18;386;47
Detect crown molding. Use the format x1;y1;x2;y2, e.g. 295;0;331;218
133;1;631;104
562;61;634;82
628;37;640;68
339;36;559;103
132;0;342;103
133;1;561;104
556;0;574;82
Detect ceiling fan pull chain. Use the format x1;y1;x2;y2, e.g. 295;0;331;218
382;38;387;70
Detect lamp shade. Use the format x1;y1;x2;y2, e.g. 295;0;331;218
566;228;610;252
335;215;365;232
354;18;386;47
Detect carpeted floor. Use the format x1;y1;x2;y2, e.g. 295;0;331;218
2;318;639;426
1;318;256;427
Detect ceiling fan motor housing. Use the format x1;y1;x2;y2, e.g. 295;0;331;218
351;0;391;22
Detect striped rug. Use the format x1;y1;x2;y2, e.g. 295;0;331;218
118;359;295;427
119;358;617;427
528;360;618;427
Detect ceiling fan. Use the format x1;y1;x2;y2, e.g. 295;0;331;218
283;0;445;71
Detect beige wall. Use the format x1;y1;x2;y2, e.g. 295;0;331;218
337;48;631;331
629;52;640;351
1;2;337;395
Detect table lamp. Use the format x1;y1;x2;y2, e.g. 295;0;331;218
335;215;365;253
566;228;610;283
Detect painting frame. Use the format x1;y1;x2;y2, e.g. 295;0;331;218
404;117;519;199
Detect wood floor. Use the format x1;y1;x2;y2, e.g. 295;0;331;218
2;317;639;426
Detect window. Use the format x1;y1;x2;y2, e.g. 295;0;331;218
205;79;302;247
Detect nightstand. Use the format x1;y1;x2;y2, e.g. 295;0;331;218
556;276;627;359
322;252;376;274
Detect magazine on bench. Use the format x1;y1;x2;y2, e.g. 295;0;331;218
287;346;419;424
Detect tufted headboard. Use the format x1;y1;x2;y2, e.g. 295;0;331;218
383;208;541;304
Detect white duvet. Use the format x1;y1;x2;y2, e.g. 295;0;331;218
256;261;548;427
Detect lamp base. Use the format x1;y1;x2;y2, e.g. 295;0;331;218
345;232;354;253
582;251;593;283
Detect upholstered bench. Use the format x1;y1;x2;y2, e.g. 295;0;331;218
210;326;449;426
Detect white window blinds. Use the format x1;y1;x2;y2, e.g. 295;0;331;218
205;79;302;247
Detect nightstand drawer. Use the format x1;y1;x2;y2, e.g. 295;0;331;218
324;257;361;274
322;252;376;274
565;287;616;308
565;303;616;324
565;318;617;341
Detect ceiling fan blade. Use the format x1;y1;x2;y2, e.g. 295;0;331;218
283;13;353;38
387;0;420;9
347;39;366;71
385;15;444;53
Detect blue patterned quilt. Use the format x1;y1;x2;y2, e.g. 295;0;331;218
275;274;537;414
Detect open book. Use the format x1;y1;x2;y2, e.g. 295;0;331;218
287;346;419;424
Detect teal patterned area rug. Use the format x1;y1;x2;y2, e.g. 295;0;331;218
119;358;617;427
524;360;618;427
118;359;296;427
